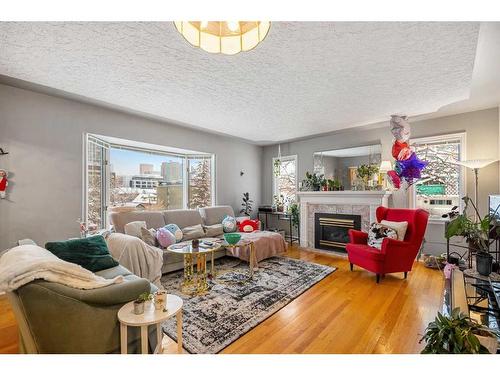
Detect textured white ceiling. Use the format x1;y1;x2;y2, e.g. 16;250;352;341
0;22;479;144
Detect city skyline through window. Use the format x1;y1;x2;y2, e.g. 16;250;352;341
85;134;215;230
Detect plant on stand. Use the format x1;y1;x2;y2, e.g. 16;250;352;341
445;196;500;276
420;308;498;353
288;203;300;230
240;192;253;217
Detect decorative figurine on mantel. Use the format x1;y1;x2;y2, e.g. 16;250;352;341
0;169;8;199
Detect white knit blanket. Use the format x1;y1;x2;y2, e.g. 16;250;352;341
105;233;163;288
0;245;123;292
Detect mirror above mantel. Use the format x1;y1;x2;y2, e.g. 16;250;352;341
313;144;382;190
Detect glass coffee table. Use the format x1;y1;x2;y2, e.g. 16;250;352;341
166;240;221;295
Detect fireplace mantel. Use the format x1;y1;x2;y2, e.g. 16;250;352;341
297;190;392;249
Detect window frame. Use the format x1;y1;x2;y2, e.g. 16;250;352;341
83;134;216;230
272;154;298;202
83;134;111;230
409;132;467;217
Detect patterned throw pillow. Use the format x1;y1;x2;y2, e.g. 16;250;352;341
222;215;237;233
164;224;183;243
380;220;408;241
368;223;398;250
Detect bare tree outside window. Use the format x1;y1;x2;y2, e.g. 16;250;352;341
274;156;297;205
188;158;212;208
413;135;463;216
87;141;105;231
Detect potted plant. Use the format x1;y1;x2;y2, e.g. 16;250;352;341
273;158;281;177
356;164;379;190
274;194;285;212
301;171;325;191
321;179;328;191
288;203;300;230
420;308;498;353
133;292;153;315
240;192;253;217
445;197;500;276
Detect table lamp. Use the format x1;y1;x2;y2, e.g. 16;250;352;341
379;160;393;189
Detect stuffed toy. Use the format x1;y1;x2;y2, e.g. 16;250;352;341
238;219;260;233
222;215;237;233
164;223;183;242
0;169;7;199
156;227;176;248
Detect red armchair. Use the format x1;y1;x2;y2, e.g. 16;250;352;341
346;207;429;283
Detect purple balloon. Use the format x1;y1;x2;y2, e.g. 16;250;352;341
399;152;428;181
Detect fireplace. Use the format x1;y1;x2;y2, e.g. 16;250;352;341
314;213;361;252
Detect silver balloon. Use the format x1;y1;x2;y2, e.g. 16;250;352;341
390;115;411;142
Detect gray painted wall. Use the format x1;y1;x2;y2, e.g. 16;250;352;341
262;108;500;216
0;84;262;250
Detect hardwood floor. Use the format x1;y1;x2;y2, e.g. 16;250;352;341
0;293;18;354
0;246;444;354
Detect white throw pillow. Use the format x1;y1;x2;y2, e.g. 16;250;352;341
124;221;147;238
380;220;408;241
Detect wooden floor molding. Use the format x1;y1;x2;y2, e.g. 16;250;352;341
0;245;444;354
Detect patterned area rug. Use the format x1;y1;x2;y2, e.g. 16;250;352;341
161;256;336;354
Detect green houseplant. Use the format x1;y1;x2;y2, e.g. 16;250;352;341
445;196;500;276
301;171;325;191
356;164;379;189
273;194;285;212
420;308;498;353
288;203;300;230
133;292;154;315
327;178;342;191
240;192;253;216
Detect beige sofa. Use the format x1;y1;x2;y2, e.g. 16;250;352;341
110;206;274;274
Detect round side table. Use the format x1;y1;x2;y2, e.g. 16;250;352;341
117;294;183;354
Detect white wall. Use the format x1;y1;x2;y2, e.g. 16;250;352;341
0;84;262;250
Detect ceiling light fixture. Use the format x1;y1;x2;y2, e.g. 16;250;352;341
174;21;271;55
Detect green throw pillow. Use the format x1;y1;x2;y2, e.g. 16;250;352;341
45;235;119;273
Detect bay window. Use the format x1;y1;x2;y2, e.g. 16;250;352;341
84;134;215;230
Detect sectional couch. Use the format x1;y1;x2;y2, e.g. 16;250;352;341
109;205;286;274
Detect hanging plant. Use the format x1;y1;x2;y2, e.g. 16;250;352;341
274;144;282;177
273;158;281;177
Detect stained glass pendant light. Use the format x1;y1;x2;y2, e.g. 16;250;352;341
174;21;271;55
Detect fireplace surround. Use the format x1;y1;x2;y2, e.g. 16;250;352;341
297;190;392;250
315;213;361;252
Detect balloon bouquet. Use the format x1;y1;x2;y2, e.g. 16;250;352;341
387;115;428;189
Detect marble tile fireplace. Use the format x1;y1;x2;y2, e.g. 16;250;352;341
297;191;392;251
